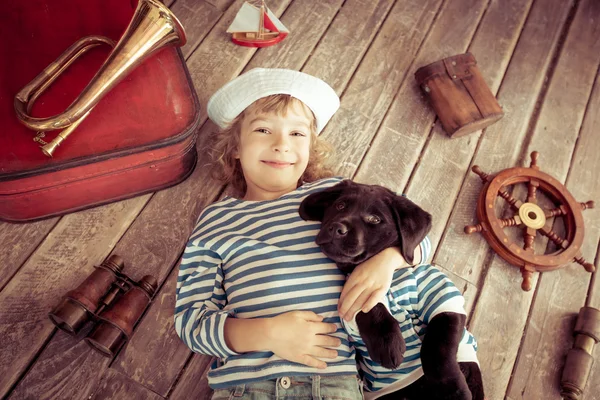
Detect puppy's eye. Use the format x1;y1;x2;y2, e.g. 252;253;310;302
335;202;345;211
365;215;381;224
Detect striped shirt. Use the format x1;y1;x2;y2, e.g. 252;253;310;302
345;262;479;399
174;176;431;389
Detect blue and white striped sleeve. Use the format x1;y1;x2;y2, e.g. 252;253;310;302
413;264;466;324
174;240;238;359
411;235;432;266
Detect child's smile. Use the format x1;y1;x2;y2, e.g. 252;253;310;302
261;160;294;168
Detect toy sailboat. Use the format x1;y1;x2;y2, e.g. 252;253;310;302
226;1;289;48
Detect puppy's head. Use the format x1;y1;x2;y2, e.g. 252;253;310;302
299;180;432;269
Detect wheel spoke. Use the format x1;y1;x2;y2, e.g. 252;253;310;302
523;227;536;253
527;179;539;204
498;187;523;211
544;205;567;218
539;226;569;249
500;216;521;228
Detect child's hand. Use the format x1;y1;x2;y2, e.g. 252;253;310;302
267;311;340;369
339;247;410;321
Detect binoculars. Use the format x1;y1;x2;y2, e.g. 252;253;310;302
48;254;157;358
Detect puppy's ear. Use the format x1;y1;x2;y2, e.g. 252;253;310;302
299;180;351;221
388;195;432;264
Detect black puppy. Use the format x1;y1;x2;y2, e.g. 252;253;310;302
299;180;484;400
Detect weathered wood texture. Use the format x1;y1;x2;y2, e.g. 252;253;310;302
0;199;148;398
244;0;345;73
506;2;600;397
399;0;534;251
350;0;489;186
0;218;58;290
302;0;395;95
580;77;600;400
434;0;573;287
467;0;600;398
89;368;164;400
364;0;534;309
173;0;235;59
168;352;213;400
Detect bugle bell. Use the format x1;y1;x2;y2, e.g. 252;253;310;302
14;0;186;157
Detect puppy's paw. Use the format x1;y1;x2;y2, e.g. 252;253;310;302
362;321;405;369
365;334;406;369
356;304;406;369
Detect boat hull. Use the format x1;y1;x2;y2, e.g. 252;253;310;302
231;33;288;48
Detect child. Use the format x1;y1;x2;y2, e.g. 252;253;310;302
174;68;428;399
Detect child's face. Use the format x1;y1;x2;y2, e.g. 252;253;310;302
236;102;313;201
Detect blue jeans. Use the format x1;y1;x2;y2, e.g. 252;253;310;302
211;374;364;400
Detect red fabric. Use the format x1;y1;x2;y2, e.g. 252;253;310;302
0;0;196;174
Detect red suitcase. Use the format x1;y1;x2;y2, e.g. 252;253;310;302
0;0;200;222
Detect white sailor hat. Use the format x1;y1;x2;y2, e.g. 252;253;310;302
207;68;340;134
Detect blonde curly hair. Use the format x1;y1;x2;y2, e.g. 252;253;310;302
208;94;334;198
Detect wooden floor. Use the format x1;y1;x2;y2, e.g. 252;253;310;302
2;0;600;399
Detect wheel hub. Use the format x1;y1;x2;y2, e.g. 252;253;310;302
518;202;546;229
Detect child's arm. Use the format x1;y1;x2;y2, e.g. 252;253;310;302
224;311;340;369
338;236;431;321
176;240;340;368
174;243;238;359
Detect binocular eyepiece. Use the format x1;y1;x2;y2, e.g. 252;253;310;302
48;255;157;358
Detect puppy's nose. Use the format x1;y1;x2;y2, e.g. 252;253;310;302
330;222;348;237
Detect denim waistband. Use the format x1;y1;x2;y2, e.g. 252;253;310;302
212;374;364;400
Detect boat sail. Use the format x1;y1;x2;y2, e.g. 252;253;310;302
226;1;289;47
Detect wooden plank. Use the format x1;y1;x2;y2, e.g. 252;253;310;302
506;3;600;394
90;369;164;400
0;199;148;398
111;264;199;395
0;218;58;290
244;0;345;73
584;246;600;400
204;0;234;13
396;0;535;251
184;0;293;124
8;328;111;400
302;0;395;95
172;0;235;60
465;1;600;398
432;0;573;286
343;0;489;182
316;0;443;173
168;353;213;400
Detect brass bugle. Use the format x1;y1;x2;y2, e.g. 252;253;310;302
14;0;187;157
